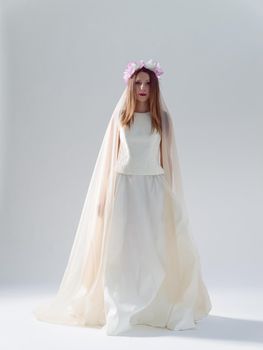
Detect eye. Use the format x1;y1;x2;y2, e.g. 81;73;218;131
135;81;150;85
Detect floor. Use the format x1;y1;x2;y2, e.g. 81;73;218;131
0;287;262;350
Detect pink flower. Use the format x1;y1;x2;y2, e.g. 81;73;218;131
123;59;164;84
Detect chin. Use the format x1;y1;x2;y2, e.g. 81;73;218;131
138;96;149;101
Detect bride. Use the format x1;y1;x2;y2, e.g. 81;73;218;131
34;59;212;336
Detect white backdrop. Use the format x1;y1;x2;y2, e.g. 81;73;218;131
1;0;262;290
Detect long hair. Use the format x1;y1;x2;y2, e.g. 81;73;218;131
119;67;163;135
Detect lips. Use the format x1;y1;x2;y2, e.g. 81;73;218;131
139;93;146;96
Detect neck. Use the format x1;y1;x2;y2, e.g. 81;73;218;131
135;101;150;113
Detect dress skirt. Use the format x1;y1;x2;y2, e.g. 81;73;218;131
103;173;212;335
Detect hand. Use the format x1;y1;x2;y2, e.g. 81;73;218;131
97;196;106;217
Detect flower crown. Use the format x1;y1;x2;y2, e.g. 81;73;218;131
123;59;164;84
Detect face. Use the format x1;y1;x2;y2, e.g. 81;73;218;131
134;71;150;102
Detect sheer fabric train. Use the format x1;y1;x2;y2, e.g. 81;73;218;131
33;86;212;334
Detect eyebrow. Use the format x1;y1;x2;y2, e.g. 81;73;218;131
135;80;150;82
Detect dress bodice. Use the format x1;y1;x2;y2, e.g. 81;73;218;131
115;112;164;175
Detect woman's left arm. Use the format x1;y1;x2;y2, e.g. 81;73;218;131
160;137;163;168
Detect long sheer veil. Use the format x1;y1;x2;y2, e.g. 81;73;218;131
33;85;212;327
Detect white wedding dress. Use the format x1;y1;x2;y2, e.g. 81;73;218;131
102;112;212;335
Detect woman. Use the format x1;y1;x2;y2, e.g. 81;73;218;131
34;59;212;336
